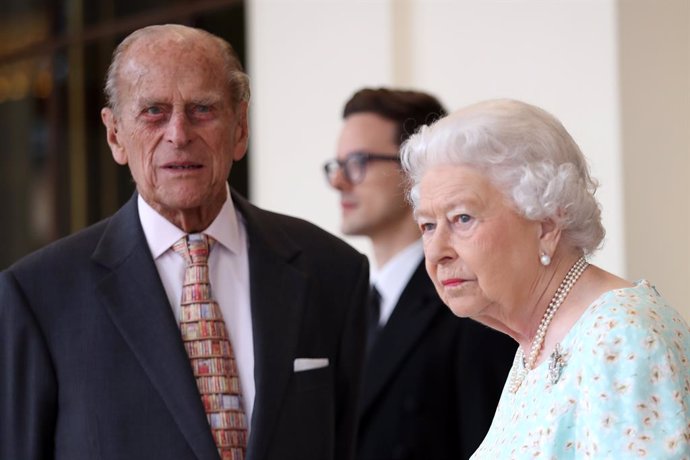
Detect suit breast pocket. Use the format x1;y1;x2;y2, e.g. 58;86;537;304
291;365;332;393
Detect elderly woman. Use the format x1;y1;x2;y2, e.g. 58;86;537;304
400;99;690;458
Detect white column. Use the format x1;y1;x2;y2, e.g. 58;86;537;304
247;0;395;256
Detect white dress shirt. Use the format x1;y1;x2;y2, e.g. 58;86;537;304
369;240;424;327
138;189;255;427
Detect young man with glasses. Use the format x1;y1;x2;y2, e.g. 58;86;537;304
324;88;517;460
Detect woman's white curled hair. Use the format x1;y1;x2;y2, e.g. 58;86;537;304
400;98;605;254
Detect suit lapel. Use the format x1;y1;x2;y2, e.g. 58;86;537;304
92;195;218;460
359;262;440;416
232;193;307;460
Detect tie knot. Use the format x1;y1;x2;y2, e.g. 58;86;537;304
173;234;214;264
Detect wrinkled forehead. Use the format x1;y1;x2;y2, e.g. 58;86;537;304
117;34;228;102
123;30;221;74
132;27;216;53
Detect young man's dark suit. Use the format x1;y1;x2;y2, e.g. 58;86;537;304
357;262;517;460
0;190;368;460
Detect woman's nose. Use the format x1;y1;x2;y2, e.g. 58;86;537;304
424;224;456;265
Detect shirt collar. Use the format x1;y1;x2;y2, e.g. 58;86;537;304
138;185;242;259
370;239;424;304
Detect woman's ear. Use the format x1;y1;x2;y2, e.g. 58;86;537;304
538;217;562;259
101;107;127;165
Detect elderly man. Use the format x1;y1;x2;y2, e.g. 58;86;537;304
0;25;368;460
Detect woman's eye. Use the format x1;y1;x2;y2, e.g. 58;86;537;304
419;222;436;233
451;214;473;226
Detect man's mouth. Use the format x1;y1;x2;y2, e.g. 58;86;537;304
164;162;203;170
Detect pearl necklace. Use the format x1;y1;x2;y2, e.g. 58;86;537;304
508;256;589;393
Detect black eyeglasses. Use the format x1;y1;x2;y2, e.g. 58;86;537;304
323;152;401;185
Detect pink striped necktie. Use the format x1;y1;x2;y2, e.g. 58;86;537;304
172;233;247;460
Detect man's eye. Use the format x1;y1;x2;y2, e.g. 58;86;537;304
190;105;215;120
145;106;163;115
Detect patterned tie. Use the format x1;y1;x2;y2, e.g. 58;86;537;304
173;234;247;460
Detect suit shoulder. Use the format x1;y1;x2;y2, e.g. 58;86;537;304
452;312;517;358
6;219;109;276
248;207;364;259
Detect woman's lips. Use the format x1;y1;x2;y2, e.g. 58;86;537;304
441;278;466;287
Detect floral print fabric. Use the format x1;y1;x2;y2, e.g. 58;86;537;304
472;280;690;459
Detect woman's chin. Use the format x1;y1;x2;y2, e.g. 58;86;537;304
446;302;475;318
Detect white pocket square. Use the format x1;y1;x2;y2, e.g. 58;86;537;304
293;358;329;372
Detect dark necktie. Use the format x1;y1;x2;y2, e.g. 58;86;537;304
367;285;382;352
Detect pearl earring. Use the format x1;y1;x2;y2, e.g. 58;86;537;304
540;253;551;266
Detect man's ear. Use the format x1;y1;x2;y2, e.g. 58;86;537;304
232;101;249;162
538;217;562;258
101;107;127;165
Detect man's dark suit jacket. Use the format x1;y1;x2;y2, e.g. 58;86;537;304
0;191;369;460
357;262;517;460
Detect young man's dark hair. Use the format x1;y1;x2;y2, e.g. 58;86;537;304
343;87;447;145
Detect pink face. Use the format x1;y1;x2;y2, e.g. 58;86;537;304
102;34;248;228
330;113;409;239
415;164;543;322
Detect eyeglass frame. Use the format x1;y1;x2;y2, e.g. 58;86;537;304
323;151;402;185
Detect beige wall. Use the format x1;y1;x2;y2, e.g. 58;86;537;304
247;0;689;319
618;0;689;319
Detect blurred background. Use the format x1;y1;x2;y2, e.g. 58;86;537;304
1;0;688;319
0;0;247;261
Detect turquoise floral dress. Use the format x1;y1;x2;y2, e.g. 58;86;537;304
472;280;690;459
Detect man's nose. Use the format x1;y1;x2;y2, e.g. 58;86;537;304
165;112;192;147
328;166;353;191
